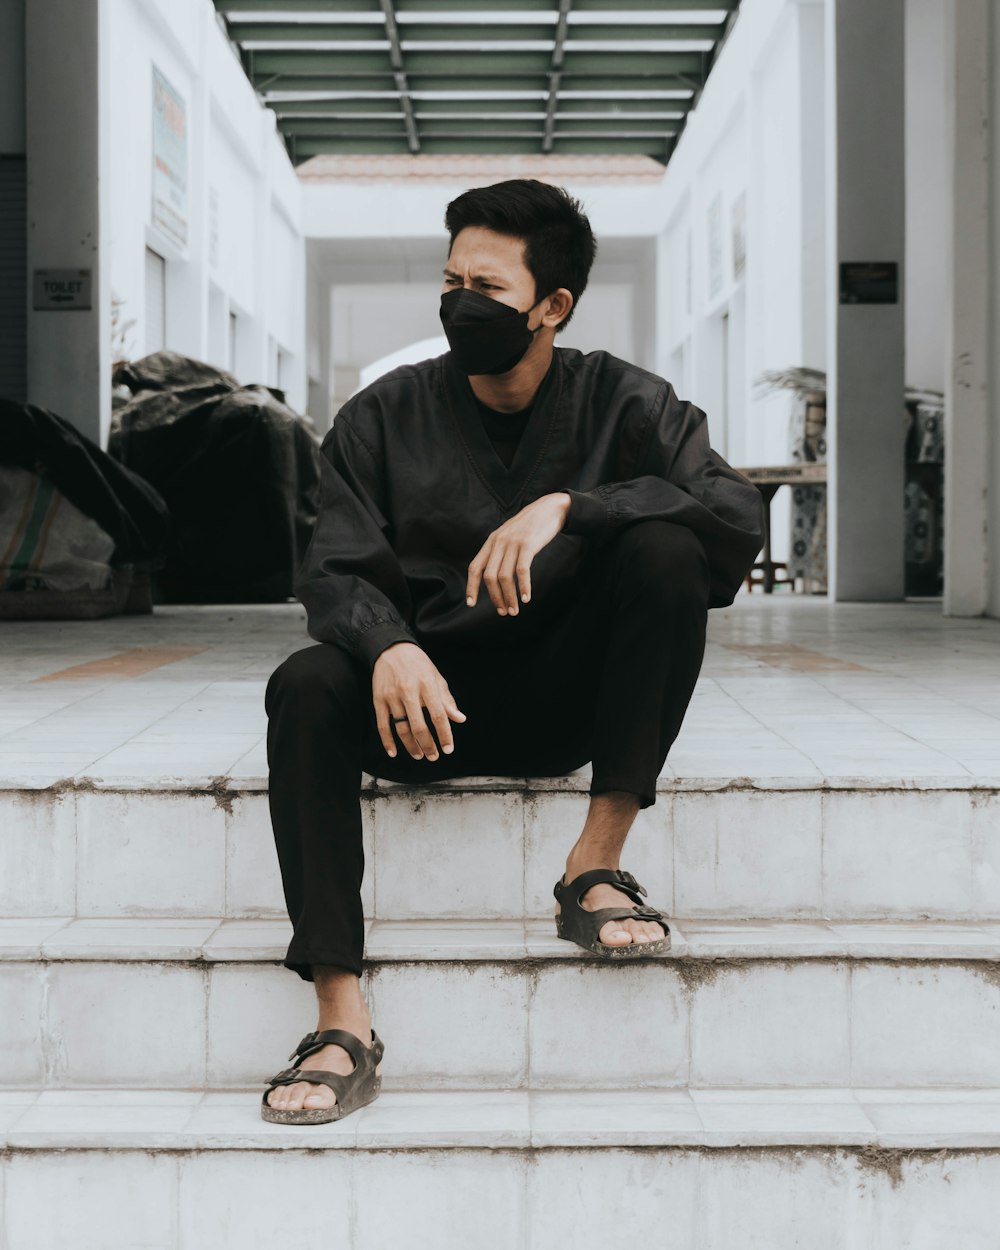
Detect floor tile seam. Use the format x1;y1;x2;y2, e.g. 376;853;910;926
820;687;981;775
80;682;218;764
692;681;825;768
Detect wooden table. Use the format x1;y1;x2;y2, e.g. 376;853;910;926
736;463;828;593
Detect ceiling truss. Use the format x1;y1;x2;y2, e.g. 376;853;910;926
211;0;742;166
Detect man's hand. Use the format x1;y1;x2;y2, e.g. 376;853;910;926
466;492;571;616
373;642;467;761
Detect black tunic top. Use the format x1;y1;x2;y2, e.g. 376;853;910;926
295;347;765;670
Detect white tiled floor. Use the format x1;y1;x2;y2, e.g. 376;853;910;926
0;598;998;786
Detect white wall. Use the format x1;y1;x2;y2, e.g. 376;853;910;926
105;0;307;410
905;0;949;393
651;0;824;563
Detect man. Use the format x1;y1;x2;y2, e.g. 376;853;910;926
261;180;764;1124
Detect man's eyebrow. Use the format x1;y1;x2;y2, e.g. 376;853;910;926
442;268;505;283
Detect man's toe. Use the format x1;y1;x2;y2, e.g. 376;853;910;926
599;921;634;946
303;1090;334;1109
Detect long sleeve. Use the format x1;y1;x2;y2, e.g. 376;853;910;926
561;381;764;608
293;414;417;670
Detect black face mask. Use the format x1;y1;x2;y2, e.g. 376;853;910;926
439;287;545;376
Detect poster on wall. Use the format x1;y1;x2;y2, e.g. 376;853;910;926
152;65;188;249
731;191;746;280
707;192;723;300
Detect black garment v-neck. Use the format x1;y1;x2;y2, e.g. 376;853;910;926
473;394;534;469
445;353;561;508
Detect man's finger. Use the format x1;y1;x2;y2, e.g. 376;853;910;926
497;546;520;615
404;696;438;759
374;700;397;758
445;691;467;723
394;722;424;761
466;557;482;607
428;700;455;754
516;554;532;604
483;546;508;614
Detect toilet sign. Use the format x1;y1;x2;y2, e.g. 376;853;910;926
33;269;93;311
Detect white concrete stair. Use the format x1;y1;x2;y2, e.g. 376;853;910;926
4;780;1000;922
3;918;1000;1092
4;594;1000;1247
1;1089;1000;1249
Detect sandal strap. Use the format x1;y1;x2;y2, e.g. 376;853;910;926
289;1027;384;1067
554;867;648;907
265;1067;352;1099
583;904;670;928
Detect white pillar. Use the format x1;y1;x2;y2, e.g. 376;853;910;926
25;0;110;448
824;0;906;600
943;0;991;616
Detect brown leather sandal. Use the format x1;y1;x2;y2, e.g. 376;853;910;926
260;1027;384;1125
554;868;671;958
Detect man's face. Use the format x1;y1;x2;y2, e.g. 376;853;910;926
442;226;540;319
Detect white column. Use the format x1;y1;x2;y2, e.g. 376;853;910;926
943;0;991;616
990;4;1000;618
25;0;110;448
824;0;906;600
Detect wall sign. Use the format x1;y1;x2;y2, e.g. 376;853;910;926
33;269;93;311
152;65;188;248
839;261;898;304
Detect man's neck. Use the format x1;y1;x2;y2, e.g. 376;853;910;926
468;340;554;413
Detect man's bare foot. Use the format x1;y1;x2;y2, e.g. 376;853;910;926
266;987;381;1113
554;870;665;948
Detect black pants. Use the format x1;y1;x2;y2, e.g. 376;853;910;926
265;519;710;981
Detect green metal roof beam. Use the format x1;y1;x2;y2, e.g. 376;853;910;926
232;24;390;42
410;119;546;136
278;117;409;135
281;98;551;116
257;72;701;92
216;0;736;12
380;0;421;152
394;0;568;10
250;50;394;74
556;97;690;113
560;50;705;74
259;75;553;92
402;97;559;114
572;0;736;11
214;0;382;12
274;98;407;115
234;21;724;42
540;0;570;154
288;137;675;162
553;117;678;134
248;50;572;73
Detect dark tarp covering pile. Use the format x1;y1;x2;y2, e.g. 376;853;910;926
0;398;170;595
109;351;322;603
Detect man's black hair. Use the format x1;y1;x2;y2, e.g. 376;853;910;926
444;179;597;330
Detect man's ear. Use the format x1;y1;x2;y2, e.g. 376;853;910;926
540;288;574;328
